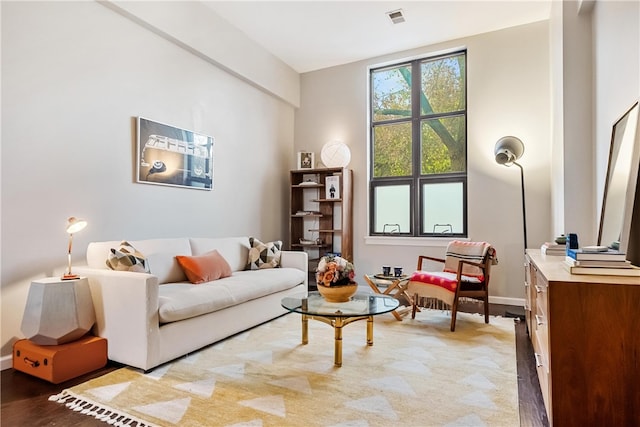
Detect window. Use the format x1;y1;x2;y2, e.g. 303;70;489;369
369;50;467;237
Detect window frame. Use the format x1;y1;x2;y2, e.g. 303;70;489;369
368;50;468;238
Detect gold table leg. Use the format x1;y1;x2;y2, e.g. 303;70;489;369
301;314;372;367
302;314;308;344
334;317;344;367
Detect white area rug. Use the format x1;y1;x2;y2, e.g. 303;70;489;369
51;309;519;426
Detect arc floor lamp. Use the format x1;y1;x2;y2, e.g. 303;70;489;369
494;136;527;252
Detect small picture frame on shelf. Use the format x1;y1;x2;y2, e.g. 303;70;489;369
325;175;340;199
297;151;315;170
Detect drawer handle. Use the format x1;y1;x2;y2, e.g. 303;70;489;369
535;314;544;326
534;353;543;368
534;285;543;293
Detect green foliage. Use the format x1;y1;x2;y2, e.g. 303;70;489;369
372;53;466;177
373;123;411;177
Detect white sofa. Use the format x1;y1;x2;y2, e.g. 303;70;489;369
76;237;308;371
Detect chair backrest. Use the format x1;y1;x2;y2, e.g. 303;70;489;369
443;241;496;280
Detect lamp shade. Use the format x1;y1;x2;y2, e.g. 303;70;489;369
66;217;87;234
494;136;525;166
321;140;351;168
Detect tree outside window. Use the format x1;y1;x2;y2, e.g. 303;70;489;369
370;51;467;237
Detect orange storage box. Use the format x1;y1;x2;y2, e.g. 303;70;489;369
13;335;107;384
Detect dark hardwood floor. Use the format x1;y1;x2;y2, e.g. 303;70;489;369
1;302;549;426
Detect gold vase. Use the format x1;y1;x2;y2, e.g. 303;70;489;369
316;282;358;303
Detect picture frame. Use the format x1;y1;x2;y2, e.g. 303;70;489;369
297;151;315;170
137;117;214;190
325;175;340;199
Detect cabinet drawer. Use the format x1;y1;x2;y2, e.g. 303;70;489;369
534;306;549;366
534;272;548;318
534;347;552;422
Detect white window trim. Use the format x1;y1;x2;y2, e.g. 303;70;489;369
364;235;470;247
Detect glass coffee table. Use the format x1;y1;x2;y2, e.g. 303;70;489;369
281;292;399;367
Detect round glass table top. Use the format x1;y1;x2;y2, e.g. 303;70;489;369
281;291;400;317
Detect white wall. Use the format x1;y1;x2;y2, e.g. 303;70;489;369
295;21;552;304
560;0;597;244
1;1;297;366
593;0;640;213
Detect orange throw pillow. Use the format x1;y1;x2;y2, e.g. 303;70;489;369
175;250;232;284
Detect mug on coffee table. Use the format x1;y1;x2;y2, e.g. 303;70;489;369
394;266;403;277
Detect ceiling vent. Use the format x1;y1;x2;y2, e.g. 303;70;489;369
386;9;405;24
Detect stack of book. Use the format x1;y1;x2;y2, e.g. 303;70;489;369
564;247;640;276
541;242;566;256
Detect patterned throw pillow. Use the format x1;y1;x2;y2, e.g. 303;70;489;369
106;241;150;273
246;237;282;270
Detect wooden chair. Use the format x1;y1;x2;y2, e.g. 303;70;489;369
406;241;497;331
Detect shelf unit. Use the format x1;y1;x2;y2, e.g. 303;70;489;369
289;168;353;286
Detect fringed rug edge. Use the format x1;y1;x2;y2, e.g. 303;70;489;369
49;389;160;427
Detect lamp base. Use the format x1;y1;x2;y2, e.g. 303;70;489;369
61;274;79;281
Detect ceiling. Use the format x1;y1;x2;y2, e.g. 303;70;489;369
202;1;552;73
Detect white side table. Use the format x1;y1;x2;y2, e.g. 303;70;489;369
21;277;96;345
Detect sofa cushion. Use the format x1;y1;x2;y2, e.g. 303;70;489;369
146;252;187;284
189;237;250;272
176;250;232;284
105;241;150;273
158;268;305;323
246;238;282;270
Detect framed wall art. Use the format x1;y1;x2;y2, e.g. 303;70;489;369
137;117;214;190
325;175;340;199
297;151;315;170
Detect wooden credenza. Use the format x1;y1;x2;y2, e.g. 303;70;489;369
525;250;640;426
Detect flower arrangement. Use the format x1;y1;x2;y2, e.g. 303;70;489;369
316;255;355;287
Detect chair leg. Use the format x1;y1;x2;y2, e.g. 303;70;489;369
484;294;489;324
411;294;418;319
450;297;459;332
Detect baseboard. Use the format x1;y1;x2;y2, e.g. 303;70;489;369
1;354;13;371
489;296;524;306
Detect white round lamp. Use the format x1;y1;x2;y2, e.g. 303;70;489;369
321;140;351;168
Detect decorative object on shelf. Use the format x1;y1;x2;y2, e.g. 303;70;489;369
137;117;214;190
320;140;351;168
297;151;315;169
494;136;527;252
62;217;87;280
316;255;357;302
325;175;340;199
21;277;96;345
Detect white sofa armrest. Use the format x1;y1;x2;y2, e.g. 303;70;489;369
279;250;308;286
75;266;161;370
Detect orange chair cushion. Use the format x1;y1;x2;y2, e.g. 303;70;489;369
409;271;459;292
409;271;483;293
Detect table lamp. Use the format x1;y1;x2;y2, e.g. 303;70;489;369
62;217;87;280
